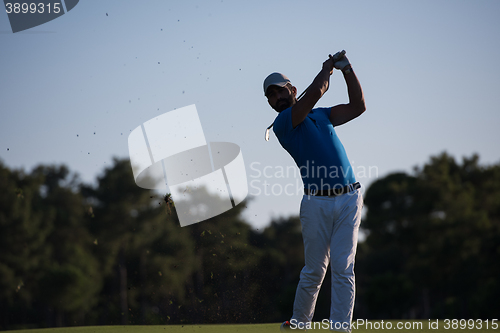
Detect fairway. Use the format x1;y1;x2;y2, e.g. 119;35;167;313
2;321;497;333
0;324;279;333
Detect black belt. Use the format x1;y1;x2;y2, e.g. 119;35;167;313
304;182;361;197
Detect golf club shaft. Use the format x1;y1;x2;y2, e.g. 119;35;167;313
297;50;346;100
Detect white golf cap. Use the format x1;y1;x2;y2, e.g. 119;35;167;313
263;72;291;95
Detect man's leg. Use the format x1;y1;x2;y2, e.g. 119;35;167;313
292;195;334;324
329;189;363;332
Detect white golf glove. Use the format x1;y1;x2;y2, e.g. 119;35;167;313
333;54;351;71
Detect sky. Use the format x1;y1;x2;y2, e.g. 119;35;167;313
1;0;500;230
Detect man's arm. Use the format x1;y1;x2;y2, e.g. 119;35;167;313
329;58;366;127
291;56;335;128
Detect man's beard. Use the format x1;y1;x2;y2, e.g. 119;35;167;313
274;96;294;112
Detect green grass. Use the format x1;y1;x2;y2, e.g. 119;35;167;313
1;324;277;333
2;320;498;333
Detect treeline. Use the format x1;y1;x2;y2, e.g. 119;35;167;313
356;153;500;319
0;152;499;329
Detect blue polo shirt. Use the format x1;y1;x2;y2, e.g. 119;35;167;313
273;106;355;190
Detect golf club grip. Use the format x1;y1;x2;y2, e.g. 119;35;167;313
331;50;346;62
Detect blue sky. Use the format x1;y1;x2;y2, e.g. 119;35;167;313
1;0;500;229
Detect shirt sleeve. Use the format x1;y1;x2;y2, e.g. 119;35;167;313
317;107;332;119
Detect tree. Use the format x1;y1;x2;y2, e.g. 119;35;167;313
168;190;262;324
80;158;197;325
356;152;500;319
31;165;102;326
0;161;50;328
249;216;306;322
0;162;102;328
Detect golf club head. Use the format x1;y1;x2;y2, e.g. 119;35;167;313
265;122;274;141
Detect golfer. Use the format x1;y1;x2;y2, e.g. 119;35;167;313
263;51;365;332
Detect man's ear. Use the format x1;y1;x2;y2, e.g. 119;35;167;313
291;86;297;97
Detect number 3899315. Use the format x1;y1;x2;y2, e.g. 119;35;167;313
5;3;62;14
444;319;498;330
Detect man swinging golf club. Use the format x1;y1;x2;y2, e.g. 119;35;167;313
263;51;365;332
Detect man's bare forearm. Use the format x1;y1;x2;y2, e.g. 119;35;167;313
328;62;366;126
310;67;331;99
343;68;365;113
291;58;335;128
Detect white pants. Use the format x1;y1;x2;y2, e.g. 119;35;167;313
291;188;363;332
